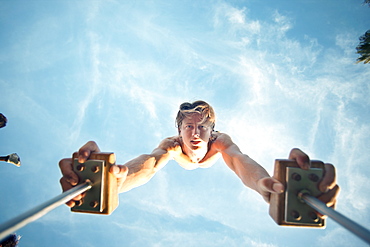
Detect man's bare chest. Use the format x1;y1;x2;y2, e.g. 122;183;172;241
174;149;221;170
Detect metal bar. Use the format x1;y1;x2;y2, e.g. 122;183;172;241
0;181;92;242
301;194;370;245
0;153;21;167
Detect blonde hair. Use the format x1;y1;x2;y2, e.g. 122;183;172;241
175;100;216;131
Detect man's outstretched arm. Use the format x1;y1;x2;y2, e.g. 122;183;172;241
117;146;172;193
215;134;281;202
216;134;339;205
59;138;180;207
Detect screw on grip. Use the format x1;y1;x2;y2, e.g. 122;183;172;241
71;152;118;215
269;159;325;227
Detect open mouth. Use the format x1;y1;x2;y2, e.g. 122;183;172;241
190;140;201;145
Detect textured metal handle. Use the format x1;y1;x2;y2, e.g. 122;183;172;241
0;181;92;242
301;193;370;245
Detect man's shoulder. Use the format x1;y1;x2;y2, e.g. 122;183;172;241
156;136;181;151
211;132;234;150
212;131;232;141
160;135;180;142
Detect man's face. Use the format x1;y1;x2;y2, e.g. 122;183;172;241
179;113;212;151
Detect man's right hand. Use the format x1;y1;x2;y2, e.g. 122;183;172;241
59;141;102;207
59;141;129;206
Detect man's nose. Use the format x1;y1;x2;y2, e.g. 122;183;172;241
193;127;200;137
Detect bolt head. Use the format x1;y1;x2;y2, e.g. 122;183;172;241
309;212;319;222
77;164;85;171
291;173;301;181
90;201;99;208
91;166;100;173
291;210;301;221
308;173;319;182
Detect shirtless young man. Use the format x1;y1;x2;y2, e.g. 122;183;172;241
59;100;339;208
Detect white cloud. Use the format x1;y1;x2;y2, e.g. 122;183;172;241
251;240;278;247
69;31;103;144
272;10;293;34
227;7;247;24
1;1;369;246
127;84;158;120
335;32;359;56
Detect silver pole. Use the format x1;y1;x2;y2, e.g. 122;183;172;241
0;181;92;242
301;194;370;245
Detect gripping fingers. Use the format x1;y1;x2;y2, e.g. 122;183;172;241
319;163;336;193
316;184;339;218
288;148;310;170
60;177;84;207
318;184;340;208
78;141;101;163
59;158;79;186
59;157;86;207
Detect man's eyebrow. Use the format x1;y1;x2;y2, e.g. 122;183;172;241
198;121;210;125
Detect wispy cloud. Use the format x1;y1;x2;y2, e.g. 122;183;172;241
68;31;103;144
1;1;369;246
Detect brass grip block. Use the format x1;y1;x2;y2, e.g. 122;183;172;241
71;152;118;215
269;159;325;228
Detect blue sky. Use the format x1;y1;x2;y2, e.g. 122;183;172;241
0;0;369;246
